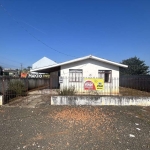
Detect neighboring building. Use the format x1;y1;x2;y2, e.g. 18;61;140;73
32;57;57;70
31;55;128;95
3;69;19;77
28;57;56;78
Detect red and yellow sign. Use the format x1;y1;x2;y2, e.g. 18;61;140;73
21;73;28;78
84;78;104;90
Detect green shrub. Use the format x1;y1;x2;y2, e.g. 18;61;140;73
4;90;17;104
58;86;76;95
8;80;27;96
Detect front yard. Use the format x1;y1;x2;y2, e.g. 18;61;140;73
120;87;150;96
0;105;150;150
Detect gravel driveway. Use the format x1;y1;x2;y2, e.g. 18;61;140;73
0;105;150;150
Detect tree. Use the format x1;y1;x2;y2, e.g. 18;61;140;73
27;66;32;70
120;56;149;75
0;66;3;76
22;66;31;73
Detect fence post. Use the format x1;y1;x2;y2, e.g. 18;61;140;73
26;78;29;95
0;77;4;105
2;77;5;96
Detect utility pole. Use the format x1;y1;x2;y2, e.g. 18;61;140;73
21;63;22;71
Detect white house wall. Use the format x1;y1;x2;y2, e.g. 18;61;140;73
60;59;120;95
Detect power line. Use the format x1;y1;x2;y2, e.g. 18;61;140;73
22;21;46;35
0;61;20;68
0;3;77;58
0;55;31;68
0;61;31;70
0;56;21;64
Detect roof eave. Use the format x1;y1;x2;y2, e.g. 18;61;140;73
31;55;128;72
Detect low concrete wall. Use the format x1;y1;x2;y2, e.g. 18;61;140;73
51;96;150;106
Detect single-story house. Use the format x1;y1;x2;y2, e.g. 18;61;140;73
31;55;128;95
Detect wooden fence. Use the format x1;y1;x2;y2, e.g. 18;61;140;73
120;75;150;92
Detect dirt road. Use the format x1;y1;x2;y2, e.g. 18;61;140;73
0;105;150;150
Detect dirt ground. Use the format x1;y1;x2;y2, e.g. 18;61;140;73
0;105;150;150
120;87;150;96
6;94;51;108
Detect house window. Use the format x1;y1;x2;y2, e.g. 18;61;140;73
98;70;112;83
69;69;83;82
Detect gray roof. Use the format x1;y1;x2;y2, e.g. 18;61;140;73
32;57;57;69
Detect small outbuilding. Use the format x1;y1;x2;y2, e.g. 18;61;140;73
31;55;128;95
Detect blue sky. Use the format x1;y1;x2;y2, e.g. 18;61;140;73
0;0;150;69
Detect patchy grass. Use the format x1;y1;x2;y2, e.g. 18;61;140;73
120;87;150;96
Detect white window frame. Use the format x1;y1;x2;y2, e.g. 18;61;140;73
69;69;83;82
98;70;112;83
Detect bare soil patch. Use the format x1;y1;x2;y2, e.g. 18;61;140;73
120;87;150;96
50;107;115;136
0;109;5;113
0;106;150;150
51;107;113;122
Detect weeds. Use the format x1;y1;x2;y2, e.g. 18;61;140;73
57;86;76;95
4;80;27;104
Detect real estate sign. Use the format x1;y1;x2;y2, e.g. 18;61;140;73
84;78;104;90
21;73;50;78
